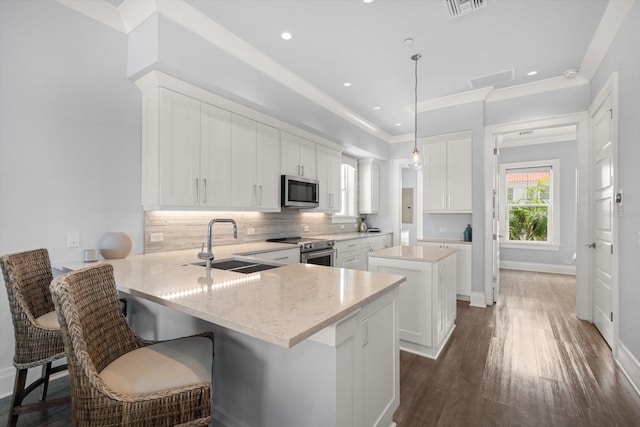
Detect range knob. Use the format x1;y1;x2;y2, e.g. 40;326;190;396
304;243;314;250
327;240;335;247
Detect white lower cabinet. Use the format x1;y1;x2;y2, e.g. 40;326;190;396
419;241;472;299
368;252;456;360
335;234;392;271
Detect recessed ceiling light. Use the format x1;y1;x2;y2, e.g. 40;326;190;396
527;70;538;76
395;123;402;126
281;32;292;40
373;106;381;110
404;38;414;46
343;82;352;87
363;0;375;3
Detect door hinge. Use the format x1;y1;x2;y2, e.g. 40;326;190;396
493;147;499;155
611;244;613;255
610;312;613;322
608;108;613;120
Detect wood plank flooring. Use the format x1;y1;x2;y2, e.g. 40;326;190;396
2;270;639;426
394;270;640;426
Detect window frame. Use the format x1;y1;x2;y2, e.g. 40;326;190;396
499;159;561;251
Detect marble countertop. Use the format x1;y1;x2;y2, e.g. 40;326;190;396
55;246;405;349
417;237;472;245
370;245;456;263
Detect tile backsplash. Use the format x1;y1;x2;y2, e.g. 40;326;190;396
144;211;360;253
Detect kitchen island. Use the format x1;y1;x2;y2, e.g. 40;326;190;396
368;246;456;360
56;245;405;427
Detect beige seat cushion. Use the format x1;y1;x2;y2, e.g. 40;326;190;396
35;311;60;329
99;336;212;395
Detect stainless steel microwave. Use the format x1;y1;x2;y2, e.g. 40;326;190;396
281;175;319;208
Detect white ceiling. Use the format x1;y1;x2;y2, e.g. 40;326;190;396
58;0;615;150
185;0;608;136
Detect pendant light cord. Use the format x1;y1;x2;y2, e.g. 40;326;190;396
412;53;421;152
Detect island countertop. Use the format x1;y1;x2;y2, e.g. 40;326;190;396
55;248;405;349
370;245;456;263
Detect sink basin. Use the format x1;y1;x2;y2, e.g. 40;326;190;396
192;259;281;274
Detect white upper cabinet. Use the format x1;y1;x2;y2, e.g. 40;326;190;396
423;137;472;212
200;102;233;208
315;145;342;212
359;159;380;214
232;115;281;210
282;132;316;179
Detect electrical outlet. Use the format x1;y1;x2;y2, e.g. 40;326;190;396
439;227;448;232
67;232;80;248
303;225;310;232
150;232;164;242
340;224;345;229
247;228;256;235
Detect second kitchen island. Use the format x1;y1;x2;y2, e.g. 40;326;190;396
368;246;457;360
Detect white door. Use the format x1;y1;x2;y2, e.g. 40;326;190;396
423;141;447;211
492;146;501;302
256;123;281;209
591;95;615;347
447;138;472;211
200;103;232;208
281;132;301;176
231;114;257;208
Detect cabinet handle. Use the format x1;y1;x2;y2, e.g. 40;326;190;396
448;192;451;208
274;256;288;261
301;165;305;176
259;185;263;205
297;165;301;175
202;179;207;204
253;185;257;205
195;179;199;204
441;193;445;209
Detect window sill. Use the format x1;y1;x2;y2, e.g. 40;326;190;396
332;215;359;224
500;241;560;251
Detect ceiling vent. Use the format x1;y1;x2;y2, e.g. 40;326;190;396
444;0;486;19
469;69;514;90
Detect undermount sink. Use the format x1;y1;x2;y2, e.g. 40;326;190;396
192;259;280;274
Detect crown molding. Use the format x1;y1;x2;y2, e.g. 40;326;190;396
406;87;493;114
57;0;126;32
486;74;589;103
580;0;636;81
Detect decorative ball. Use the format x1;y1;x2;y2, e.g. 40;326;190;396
98;232;132;259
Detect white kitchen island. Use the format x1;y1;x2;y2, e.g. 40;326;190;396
368;246;456;360
56;245;404;427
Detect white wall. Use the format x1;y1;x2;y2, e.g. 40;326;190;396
498;140;577;266
0;0;142;396
590;1;640;364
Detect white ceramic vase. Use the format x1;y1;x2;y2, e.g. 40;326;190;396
98;232;132;259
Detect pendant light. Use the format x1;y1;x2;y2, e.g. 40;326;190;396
408;53;423;170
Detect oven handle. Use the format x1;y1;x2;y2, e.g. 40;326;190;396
302;248;336;261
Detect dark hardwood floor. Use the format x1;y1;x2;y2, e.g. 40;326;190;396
2;270;639;426
394;270;640;426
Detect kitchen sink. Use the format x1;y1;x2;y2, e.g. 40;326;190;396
192;259;281;274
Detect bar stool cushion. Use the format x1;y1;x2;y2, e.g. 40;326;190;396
99;336;212;395
34;311;60;329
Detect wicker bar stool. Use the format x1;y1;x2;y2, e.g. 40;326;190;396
50;263;213;426
0;248;70;427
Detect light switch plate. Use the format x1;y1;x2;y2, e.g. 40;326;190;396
67;232;80;248
247;228;256;235
439;227;448;232
150;232;164;242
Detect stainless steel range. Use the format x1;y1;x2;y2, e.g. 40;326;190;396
266;236;335;266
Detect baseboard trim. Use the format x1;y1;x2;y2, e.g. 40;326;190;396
469;292;487;308
500;260;576;275
615;340;640;398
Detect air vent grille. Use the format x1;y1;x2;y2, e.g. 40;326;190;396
444;0;486;19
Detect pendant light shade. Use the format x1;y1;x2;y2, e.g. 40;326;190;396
408;53;423;170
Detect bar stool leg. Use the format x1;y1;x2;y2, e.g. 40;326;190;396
9;368;27;427
40;362;52;401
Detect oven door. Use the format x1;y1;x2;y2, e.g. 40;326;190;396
301;248;335;267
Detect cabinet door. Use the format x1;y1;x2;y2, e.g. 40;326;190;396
447;138;472;211
231;114;258;208
423;141;447;212
299;138;317;179
315;145;331;211
359;160;380;214
159;89;201;206
200;103;232;207
327;148;342;212
447;243;472;297
256;123;281;209
337;250;363;270
281;132;301;176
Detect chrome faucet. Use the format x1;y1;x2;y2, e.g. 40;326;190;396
197;218;238;269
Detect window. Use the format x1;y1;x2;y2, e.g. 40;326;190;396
500;159;560;249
